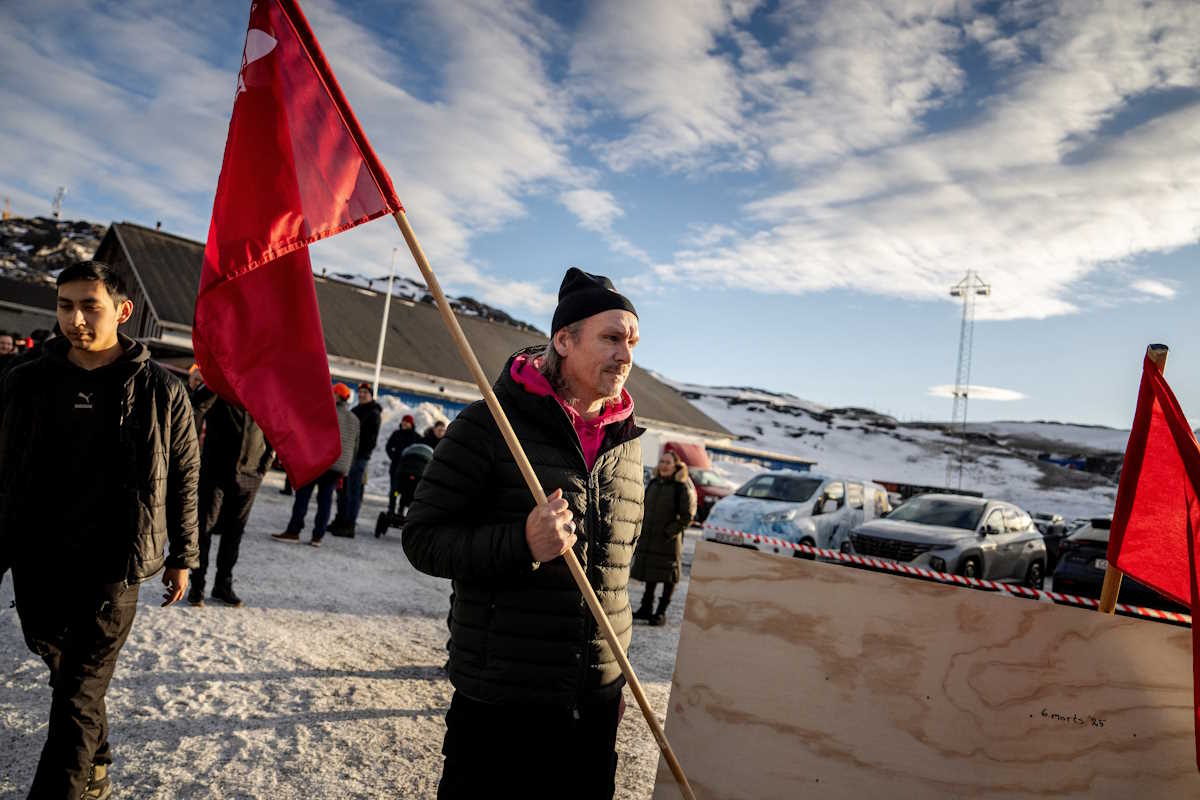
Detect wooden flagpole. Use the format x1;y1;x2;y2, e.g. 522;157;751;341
1099;343;1169;614
391;209;697;799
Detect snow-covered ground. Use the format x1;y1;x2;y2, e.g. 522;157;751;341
0;472;692;799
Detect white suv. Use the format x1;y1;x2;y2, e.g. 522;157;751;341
704;471;891;555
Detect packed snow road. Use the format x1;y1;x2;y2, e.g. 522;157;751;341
0;474;693;799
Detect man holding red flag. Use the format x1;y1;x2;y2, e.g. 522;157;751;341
194;0;402;488
1106;345;1200;768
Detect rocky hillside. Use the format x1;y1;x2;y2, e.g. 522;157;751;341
0;216;106;283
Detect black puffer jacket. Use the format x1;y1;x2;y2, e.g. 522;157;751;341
192;386;273;480
352;400;382;459
0;335;200;584
403;348;645;706
630;467;696;585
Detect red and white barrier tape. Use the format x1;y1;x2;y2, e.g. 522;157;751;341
702;524;1192;626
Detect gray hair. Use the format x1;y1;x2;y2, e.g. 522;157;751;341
539;320;584;395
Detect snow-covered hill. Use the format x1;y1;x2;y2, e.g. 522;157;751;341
661;378;1120;521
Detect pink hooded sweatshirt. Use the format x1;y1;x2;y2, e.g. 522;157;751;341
510;353;634;471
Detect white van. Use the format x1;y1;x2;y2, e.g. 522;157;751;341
703;471;891;555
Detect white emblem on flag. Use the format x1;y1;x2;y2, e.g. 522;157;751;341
237;28;278;96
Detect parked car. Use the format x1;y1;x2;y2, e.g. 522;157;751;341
689;467;737;523
1052;518;1187;612
704;471;890;555
1031;511;1069;569
845;494;1047;588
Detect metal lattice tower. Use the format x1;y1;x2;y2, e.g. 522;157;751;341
946;270;990;489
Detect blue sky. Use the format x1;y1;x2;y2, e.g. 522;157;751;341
1;0;1196;428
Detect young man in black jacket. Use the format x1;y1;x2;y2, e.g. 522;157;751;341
403;268;645;800
0;261;200;800
189;383;274;607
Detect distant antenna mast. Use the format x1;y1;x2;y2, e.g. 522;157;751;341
946;270;991;489
1;197;11;220
51;186;67;219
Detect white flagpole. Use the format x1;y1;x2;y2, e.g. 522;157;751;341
372;247;398;398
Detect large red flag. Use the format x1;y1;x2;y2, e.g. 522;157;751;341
1107;353;1200;767
194;0;402;486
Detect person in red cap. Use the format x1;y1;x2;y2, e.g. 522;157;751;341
272;384;359;546
403;267;644;799
384;413;422;517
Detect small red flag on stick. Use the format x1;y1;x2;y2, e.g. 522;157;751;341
194;0;402;486
1106;346;1200;768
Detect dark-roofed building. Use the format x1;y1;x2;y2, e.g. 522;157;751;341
0;275;57;337
91;222;730;443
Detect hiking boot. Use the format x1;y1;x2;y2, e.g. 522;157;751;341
271;531;301;543
82;763;112;800
211;584;243;607
330;524;356;538
309;538;322;548
187;583;205;607
649;596;671;626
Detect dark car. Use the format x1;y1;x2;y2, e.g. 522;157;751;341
689;467;736;523
1031;511;1069;570
1052;518;1187;612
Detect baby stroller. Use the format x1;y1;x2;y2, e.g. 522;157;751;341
375;442;435;537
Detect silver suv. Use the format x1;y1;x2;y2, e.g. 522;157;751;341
846;494;1047;588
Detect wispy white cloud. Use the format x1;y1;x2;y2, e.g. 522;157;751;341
557;187;654;266
0;0;569;316
1130;278;1178;299
571;0;1200;320
928;385;1028;402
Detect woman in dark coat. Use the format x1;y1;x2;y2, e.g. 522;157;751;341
632;450;697;626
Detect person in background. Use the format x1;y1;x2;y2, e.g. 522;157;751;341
331;382;382;537
383;442;433;529
0;330;17;377
188;384;274;607
0;261;198;799
422;419;446;449
0;324;58;381
631;450;696;626
385;414;422;516
186;364;204;395
272;384;359;547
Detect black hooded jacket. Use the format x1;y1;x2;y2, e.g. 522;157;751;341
0;334;200;583
192;386;274;480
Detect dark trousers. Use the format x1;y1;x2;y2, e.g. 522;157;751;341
13;569;139;799
286;470;341;540
334;457;369;528
438;691;621;800
194;470;263;590
641;581;675;608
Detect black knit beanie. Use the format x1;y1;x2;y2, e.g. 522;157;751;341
550;267;638;334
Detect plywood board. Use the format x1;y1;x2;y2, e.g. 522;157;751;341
653;542;1199;799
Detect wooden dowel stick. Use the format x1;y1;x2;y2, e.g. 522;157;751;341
392;209;697;800
1099;343;1169;614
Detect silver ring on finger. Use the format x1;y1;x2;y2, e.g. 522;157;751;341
566;520;576;534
